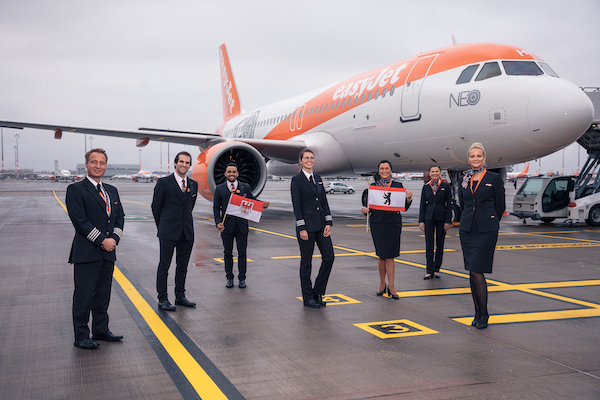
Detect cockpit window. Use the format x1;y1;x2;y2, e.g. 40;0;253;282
456;65;479;84
539;62;559;77
503;61;543;76
475;62;501;81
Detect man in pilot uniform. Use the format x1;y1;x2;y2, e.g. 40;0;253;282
66;148;124;349
152;151;198;311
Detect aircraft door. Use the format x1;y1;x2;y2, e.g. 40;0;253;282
290;104;306;131
400;54;438;122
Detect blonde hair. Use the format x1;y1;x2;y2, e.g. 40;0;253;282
467;142;486;158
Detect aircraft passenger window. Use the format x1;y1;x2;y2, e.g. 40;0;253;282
341;99;346;108
456;65;479;84
336;100;340;109
367;92;372;101
324;104;329;112
360;93;365;103
382;88;387;98
320;105;324;113
375;90;380;100
475;62;501;81
539;62;559;77
503;61;543;76
390;85;395;96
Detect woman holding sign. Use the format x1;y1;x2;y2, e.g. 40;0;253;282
459;143;505;329
361;160;412;300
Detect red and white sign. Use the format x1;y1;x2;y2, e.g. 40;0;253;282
225;193;264;223
367;185;406;211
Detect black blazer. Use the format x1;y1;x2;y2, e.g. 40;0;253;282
151;174;198;242
66;179;125;264
363;181;412;225
458;171;505;233
291;172;332;233
419;181;452;223
213;181;255;233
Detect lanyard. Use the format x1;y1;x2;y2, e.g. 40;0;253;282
470;169;487;195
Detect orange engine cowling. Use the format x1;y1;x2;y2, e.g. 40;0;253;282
193;141;267;201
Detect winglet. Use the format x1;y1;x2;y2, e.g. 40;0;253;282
219;44;242;122
522;162;530;174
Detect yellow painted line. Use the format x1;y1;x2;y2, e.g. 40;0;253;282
52;189;67;213
496;242;600;250
453;308;600;326
113;267;227;399
56;192;228;399
214;257;253;263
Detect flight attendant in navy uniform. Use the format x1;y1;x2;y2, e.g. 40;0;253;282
66;148;125;349
213;162;269;288
290;149;334;308
459;142;505;329
419;165;452;279
361;160;412;300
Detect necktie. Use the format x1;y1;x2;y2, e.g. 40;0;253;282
97;184;109;214
309;175;315;185
230;183;235;192
182;179;186;192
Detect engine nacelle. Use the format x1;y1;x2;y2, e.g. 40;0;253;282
193;141;267;201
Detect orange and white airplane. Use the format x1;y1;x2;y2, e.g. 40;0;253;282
0;42;594;200
506;162;531;181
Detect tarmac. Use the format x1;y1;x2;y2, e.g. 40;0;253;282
0;178;599;399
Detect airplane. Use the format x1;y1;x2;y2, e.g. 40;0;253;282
0;42;595;206
506;162;531;181
131;169;159;183
51;163;80;182
396;172;423;181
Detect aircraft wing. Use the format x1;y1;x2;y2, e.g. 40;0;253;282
0;120;306;163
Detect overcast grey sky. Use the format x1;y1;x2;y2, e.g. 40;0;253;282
0;0;598;174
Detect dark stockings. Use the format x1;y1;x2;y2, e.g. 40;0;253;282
470;272;488;325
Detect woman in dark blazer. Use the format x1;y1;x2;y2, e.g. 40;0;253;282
459;143;505;329
361;160;412;300
419;165;452;279
291;149;334;308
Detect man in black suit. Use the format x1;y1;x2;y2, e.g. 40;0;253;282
152;151;198;311
418;165;453;279
213;163;269;288
66;148;125;349
290;149;334;308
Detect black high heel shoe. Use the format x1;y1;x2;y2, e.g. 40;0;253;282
376;284;387;296
387;286;399;300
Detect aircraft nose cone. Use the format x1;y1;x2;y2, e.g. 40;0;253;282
528;79;593;146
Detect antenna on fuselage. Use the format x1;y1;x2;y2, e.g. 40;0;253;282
452;35;457;46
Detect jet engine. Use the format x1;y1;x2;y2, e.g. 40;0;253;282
193;141;267;201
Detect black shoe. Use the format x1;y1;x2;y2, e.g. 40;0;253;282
303;298;321;308
471;320;477;327
475;321;488;329
376;284;387;296
226;279;234;288
74;338;100;349
424;274;432;280
434;273;441;279
239;280;246;288
314;294;326;307
175;297;196;307
92;331;123;342
387;286;399;300
158;300;176;311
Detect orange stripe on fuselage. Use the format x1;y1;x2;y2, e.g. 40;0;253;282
262;43;540;141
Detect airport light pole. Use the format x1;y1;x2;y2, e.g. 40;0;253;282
84;134;87;153
89;136;93;149
160;143;163;175
14;133;20;179
1;127;4;173
139;149;142;170
167;143;170;174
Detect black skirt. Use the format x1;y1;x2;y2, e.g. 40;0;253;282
459;222;498;273
370;220;402;259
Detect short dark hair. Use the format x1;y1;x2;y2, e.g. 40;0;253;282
378;159;392;171
428;164;441;172
225;162;238;171
298;148;314;161
174;151;192;164
85;148;108;163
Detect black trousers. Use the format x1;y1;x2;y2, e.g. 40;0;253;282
424;220;447;274
221;227;248;280
298;230;334;301
157;232;193;302
72;259;114;341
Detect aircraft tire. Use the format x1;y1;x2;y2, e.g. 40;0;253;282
451;203;461;223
